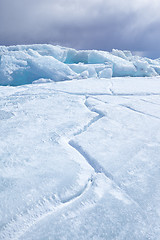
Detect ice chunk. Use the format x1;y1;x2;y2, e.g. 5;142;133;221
80;70;89;78
1;44;66;62
27;53;77;82
99;68;112;78
111;49;128;60
68;63;97;78
133;60;158;77
69;63;113;78
88;50;137;77
0;49;77;86
64;49;89;64
112;49;133;59
152;65;160;74
123;50;133;58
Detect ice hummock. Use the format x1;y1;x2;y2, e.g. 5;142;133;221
0;44;160;86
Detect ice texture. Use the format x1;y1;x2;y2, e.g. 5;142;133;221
0;44;160;86
0;45;160;240
0;76;160;239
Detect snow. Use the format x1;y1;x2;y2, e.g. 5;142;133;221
0;44;160;240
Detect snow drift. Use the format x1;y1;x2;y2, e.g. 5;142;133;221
0;44;160;86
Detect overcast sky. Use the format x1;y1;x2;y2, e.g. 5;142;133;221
0;0;160;58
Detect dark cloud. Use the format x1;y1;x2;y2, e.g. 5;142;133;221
0;0;160;58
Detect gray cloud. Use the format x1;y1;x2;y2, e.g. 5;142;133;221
0;0;160;58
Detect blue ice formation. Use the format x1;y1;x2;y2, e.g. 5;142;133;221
0;44;160;86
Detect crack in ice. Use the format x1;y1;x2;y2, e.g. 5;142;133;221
68;95;150;220
120;104;160;120
0;89;152;240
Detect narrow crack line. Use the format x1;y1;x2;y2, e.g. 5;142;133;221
120;104;160;120
88;96;110;105
84;96;105;118
54;89;112;96
73;96;105;136
109;79;115;95
87;95;131;105
69;140;114;181
61;176;94;204
0;178;93;240
53;88;160;97
140;98;160;106
68;96;118;185
74;115;102;136
112;93;160;97
69;95;114;181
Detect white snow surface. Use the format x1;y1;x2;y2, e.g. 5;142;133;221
0;45;160;240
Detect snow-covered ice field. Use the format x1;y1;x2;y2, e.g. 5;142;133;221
0;45;160;240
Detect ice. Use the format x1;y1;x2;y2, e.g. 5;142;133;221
69;95;160;238
88;50;137;77
109;76;160;95
112;49;133;59
133;59;158;77
27;52;77;81
112;49;128;59
99;67;112;78
19;174;148;240
68;63;97;78
0;85;95;239
0;45;160;240
68;63;112;78
1;44;160;86
0;48;77;86
64;49;89;64
51;78;113;95
32;78;53;84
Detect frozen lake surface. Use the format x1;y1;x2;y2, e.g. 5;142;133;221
0;45;160;240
